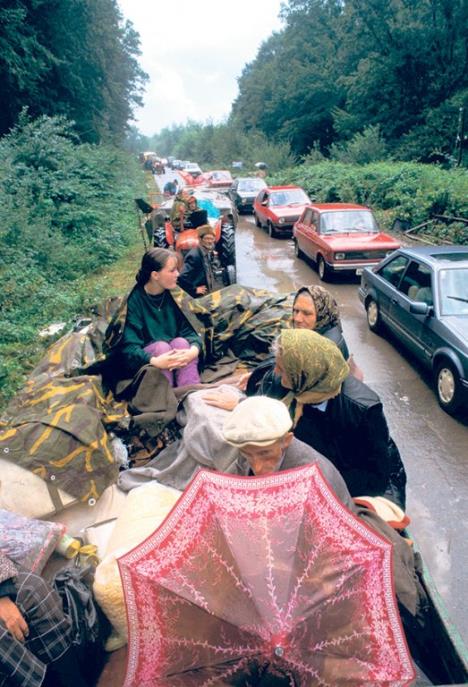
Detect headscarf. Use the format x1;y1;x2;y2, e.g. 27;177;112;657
294;285;340;333
278;329;349;424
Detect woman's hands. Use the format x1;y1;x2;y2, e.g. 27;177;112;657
150;346;199;371
0;596;29;642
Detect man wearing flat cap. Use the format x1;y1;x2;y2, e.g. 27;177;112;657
221;395;355;509
178;224;218;297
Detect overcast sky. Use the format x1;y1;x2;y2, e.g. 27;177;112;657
117;0;284;136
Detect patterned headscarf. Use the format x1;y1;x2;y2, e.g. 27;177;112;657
294;285;340;333
278;329;349;424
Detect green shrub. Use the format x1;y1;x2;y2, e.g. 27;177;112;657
270;161;468;235
0;113;145;407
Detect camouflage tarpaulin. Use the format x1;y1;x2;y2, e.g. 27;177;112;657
0;285;293;503
186;285;293;362
0;375;126;504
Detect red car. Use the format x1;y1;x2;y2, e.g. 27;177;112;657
200;170;233;192
253;185;311;237
293;203;400;281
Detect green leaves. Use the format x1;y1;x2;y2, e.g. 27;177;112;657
0;114;144;408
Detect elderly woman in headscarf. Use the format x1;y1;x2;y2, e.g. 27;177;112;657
267;329;406;508
292;285;349;356
205;328;406;510
246;284;361;395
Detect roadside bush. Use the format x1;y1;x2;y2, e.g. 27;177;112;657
0;113;144;406
329;125;388;165
269;161;468;236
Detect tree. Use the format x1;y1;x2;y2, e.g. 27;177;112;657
0;0;147;142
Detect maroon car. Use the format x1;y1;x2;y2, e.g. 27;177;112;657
293;203;400;281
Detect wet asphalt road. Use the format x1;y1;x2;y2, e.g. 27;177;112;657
235;212;468;644
158;169;467;643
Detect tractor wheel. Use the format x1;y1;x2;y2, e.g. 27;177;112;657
223;264;237;285
218;222;236;268
153;227;169;249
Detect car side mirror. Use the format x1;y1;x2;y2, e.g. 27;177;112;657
410;302;432;316
261;199;268;206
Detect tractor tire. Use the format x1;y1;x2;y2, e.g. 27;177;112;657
218;222;236;268
153;227;169;249
223;264;237;286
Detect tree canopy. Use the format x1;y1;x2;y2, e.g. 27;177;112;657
0;0;147;143
230;0;468;162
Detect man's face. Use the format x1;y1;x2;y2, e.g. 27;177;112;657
200;234;215;251
240;433;293;476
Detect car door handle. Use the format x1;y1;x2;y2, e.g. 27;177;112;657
391;298;398;304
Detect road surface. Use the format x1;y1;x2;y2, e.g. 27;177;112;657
234;212;468;645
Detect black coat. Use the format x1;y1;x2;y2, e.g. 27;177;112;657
177;247;208;298
256;372;407;508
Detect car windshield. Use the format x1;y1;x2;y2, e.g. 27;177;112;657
238;179;266;192
212;172;231;181
270;189;309;206
439;267;468;315
321;210;379;234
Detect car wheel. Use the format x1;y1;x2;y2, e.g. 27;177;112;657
294;239;304;260
268;222;277;239
317;255;330;281
434;360;463;414
366;298;381;333
366;298;382;333
254;212;261;228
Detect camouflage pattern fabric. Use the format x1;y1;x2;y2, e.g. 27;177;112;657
0;375;126;504
0;285;293;503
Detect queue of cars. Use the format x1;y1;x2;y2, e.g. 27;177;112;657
162;167;466;414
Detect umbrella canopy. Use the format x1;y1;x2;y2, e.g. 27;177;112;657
118;465;414;687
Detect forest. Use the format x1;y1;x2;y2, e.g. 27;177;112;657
144;0;468;167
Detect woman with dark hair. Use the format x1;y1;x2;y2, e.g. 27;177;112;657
118;248;202;388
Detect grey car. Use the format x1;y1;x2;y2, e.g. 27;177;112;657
228;177;267;213
358;245;468;414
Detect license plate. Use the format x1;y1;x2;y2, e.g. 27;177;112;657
355;268;363;276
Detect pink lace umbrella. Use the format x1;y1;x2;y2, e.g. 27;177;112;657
118;465;415;686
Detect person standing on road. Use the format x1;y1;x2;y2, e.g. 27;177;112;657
178;225;218;298
163;179;178;196
170;189;190;230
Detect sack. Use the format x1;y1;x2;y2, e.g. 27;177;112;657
53;564;110;683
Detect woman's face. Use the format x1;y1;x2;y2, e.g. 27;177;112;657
292;292;317;330
274;352;292;389
152;256;179;290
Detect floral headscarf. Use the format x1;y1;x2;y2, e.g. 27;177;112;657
278;329;349;424
294;285;340;333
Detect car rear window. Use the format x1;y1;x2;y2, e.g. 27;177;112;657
321;210;378;234
238;179;266;192
270;189;309;206
430;253;468;262
439;267;468;315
